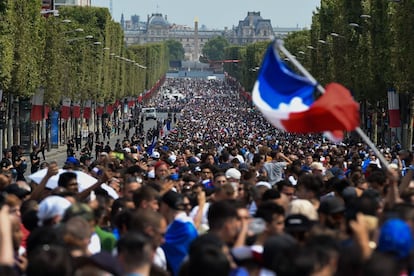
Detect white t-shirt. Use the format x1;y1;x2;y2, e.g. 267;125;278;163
154;246;167;270
88;232;101;254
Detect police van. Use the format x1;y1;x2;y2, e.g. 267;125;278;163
142;107;157;120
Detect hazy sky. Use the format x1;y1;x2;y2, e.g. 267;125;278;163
91;0;320;29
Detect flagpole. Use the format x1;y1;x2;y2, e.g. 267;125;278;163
275;40;389;169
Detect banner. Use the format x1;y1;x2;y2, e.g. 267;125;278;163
97;103;104;116
83;100;92;120
388;90;401;128
50;111;59;148
31;89;44;122
72;101;81;119
60;97;71;120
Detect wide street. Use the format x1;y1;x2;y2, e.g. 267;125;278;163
23;112;174;178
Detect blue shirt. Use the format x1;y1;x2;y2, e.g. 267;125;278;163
162;213;198;276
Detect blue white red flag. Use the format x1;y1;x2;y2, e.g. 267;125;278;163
252;45;359;141
146;137;156;155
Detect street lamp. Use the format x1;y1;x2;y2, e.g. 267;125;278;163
318;39;327;44
135;63;147;69
330;32;344;38
62;28;84;35
41;9;59;17
360;14;371;19
66;35;93;43
349;23;360;28
307;45;315;50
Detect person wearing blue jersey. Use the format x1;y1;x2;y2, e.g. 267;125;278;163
160;190;198;276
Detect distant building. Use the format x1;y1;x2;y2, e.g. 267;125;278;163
123;11;300;61
54;0;91;8
230;12;274;44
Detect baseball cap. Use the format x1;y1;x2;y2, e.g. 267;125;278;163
62;203;94;223
188;156;200;164
378;218;414;259
318;197;345;214
65;156;80;166
161;190;184;210
287;199;318;221
150;151;160;159
225;168;241;180
4;184;31;199
37;196;72;225
310;162;324;171
256;181;272;189
285;214;313;232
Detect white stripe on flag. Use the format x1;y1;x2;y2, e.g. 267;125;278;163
387;90;399;111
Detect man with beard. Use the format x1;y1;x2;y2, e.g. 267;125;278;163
317;197;346;233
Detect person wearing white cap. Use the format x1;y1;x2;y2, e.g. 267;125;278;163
225;168;242;197
37;195;72;226
310;162;325;177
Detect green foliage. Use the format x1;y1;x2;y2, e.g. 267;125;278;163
10;0;43;97
223;46;244;81
202;36;230;61
222;41;268;92
165;39;185;61
0;0;15;91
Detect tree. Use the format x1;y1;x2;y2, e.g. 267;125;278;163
165;39;184;61
202;36;230;61
392;0;414;149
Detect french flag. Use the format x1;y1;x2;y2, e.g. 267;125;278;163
60;97;71;120
72;101;81;119
31;89;44;122
96;103;104;116
387;90;400;128
252;45;359;140
83;100;92;120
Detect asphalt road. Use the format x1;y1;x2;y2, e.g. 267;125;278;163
23;112;175;178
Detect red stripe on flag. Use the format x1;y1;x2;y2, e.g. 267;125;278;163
72;105;81;119
83;107;91;119
389;110;401;128
97;105;104;116
60;98;71;120
106;104;114;114
281;83;359;133
44;105;50;119
60;106;70;120
31;106;43;121
31;90;44;122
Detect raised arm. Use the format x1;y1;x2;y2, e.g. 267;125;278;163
29;162;59;201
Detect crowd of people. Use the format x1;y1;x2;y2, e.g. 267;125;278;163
0;77;413;276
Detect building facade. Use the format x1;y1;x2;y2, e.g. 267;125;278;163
123;12;283;61
44;0;91;9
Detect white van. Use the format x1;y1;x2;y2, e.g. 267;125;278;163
142;107;157;120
